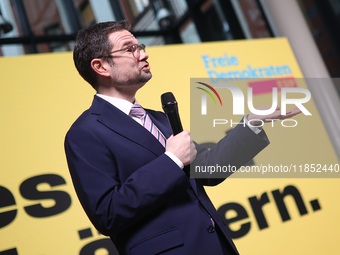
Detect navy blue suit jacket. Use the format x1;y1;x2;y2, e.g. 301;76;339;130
65;96;269;255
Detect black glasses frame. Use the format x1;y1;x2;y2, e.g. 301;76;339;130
98;44;146;60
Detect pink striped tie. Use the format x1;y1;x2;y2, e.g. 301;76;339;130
130;103;166;147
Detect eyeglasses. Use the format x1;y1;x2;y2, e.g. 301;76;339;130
99;44;146;60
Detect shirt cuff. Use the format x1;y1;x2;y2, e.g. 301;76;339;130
244;114;262;134
165;151;184;169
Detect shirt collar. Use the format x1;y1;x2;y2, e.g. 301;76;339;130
96;94;135;115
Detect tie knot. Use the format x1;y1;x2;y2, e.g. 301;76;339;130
130;103;146;119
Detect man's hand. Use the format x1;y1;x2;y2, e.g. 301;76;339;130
166;131;197;166
247;107;302;126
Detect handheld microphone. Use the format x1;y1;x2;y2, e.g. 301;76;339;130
161;92;191;176
161;92;183;135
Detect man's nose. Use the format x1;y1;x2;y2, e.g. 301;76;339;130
139;50;148;61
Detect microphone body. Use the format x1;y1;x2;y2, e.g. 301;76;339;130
161;92;191;176
161;92;183;135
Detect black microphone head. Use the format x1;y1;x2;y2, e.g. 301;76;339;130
161;92;177;112
161;92;183;135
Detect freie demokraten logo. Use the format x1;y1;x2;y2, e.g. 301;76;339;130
195;79;312;128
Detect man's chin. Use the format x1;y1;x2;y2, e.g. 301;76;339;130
141;73;152;83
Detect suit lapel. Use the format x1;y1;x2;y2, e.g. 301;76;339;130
90;96;165;156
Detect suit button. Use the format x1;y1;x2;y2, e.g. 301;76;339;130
207;226;215;233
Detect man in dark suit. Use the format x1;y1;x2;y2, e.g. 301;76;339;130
65;20;299;255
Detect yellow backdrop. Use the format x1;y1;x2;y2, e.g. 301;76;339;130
0;38;339;254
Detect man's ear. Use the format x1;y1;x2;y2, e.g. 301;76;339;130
91;58;111;78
